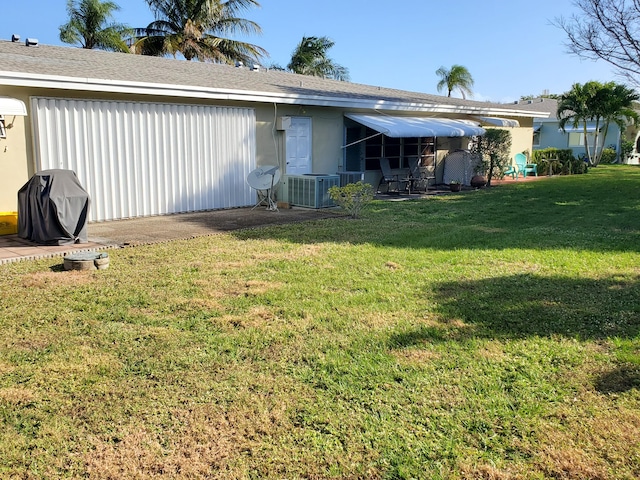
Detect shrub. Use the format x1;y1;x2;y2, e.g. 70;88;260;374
570;158;588;174
531;148;584;175
475;129;512;186
328;181;374;218
599;148;617;164
620;139;634;163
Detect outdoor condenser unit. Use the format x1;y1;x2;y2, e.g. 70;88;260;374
281;174;340;208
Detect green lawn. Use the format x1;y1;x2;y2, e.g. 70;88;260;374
1;166;639;479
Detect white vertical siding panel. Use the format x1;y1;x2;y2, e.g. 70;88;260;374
95;102;110;221
192;107;203;212
174;106;184;212
125;103;137;218
181;105;189;212
114;103;127;217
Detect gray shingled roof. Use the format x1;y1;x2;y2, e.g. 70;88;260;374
0;40;547;117
511;98;559;118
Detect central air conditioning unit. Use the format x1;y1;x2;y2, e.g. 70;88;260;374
281;174;340;208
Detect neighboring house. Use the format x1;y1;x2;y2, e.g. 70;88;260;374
514;97;632;163
0;38;546;222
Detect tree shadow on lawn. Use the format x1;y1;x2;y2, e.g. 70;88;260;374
389;272;640;394
594;365;640;394
390;272;640;344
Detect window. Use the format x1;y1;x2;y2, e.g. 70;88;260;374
568;131;596;147
568;132;583;147
363;129;435;171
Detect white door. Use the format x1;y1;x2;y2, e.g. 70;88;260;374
285;117;312;174
32;98;256;222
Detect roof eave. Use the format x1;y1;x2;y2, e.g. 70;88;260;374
0;71;549;118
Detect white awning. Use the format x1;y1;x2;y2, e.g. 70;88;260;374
345;114;485;138
0;97;27;116
474;116;520;128
559;125;600;133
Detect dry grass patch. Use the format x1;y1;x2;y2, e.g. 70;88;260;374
210;279;284;299
10;334;52;350
391;347;440;365
217;306;284;330
21;270;97;288
85;403;262;479
85;377;317;479
0;360;15;375
181;297;225;312
458;463;525;480
343;309;412;330
0;387;37;405
533;392;640;479
475;341;507;361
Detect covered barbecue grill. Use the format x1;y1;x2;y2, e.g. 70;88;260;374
18;169;90;245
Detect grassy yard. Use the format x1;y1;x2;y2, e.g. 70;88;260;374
1;166;639;479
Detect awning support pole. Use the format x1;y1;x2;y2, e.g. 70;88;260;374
341;132;382;149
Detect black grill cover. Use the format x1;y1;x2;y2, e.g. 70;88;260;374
18;169;90;245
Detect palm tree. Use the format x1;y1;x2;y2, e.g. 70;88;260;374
131;0;267;64
435;65;474;99
599;83;639;158
287;36;350;81
59;0;132;52
558;81;638;166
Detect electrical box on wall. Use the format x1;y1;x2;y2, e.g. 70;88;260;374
276;116;291;130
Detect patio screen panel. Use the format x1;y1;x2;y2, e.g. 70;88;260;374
31;97;256;222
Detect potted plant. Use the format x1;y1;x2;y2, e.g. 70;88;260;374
470;174;487;188
449;180;462;192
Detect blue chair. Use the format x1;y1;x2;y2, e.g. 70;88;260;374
514;153;537;178
503;163;517;179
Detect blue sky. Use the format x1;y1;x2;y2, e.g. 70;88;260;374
0;0;620;103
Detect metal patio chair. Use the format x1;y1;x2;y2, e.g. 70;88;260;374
377;157;401;193
403;156;433;194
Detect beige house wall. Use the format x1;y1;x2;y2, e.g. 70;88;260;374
0;87;32;213
509;126;535;162
255;106;344;175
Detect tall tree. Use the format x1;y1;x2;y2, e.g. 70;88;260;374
132;0;267;64
556;0;640;87
287;36;350;81
59;0;131;52
558;81;639;165
435;65;474;99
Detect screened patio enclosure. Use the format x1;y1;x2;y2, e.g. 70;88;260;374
343;114;486;186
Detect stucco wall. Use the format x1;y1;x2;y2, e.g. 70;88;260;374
535;120;621;159
0;87;31;212
509;126;535;161
255;106;344;175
